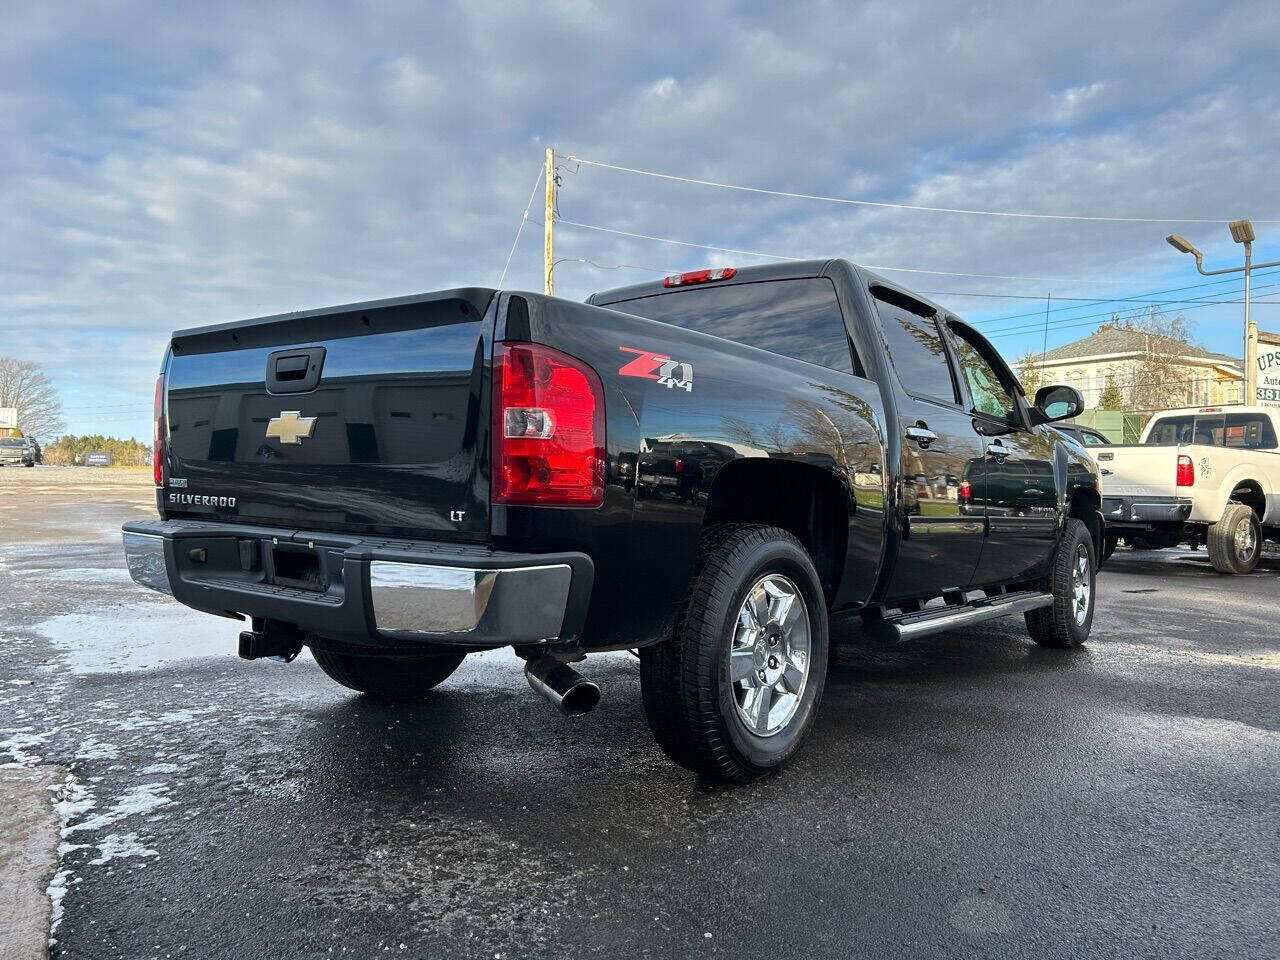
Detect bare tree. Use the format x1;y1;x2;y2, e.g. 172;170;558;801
1112;308;1200;412
0;358;65;439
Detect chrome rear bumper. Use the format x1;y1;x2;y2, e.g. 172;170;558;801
120;520;592;648
367;561;573;642
123;531;172;595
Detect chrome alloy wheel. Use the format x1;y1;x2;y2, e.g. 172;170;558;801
1072;544;1092;626
1234;517;1258;563
729;574;811;737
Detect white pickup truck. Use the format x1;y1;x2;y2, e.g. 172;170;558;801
1096;405;1280;573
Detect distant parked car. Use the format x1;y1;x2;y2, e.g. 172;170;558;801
1053;424;1111;449
0;437;35;467
24;437;41;464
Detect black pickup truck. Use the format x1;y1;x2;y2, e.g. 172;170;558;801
123;260;1102;782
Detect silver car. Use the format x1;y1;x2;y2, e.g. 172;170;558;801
0;437;35;467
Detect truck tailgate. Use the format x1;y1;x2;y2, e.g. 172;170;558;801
162;290;494;537
1096;445;1178;498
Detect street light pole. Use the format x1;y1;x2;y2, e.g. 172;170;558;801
1167;221;1280;405
1228;219;1258;402
1243;237;1253;399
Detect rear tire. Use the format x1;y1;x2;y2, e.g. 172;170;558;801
639;524;828;783
1207;503;1261;574
1025;518;1095;648
312;648;466;700
1102;532;1118;562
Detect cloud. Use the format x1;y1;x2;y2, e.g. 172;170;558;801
1;0;1277;437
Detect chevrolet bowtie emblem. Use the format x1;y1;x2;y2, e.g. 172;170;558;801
265;411;317;445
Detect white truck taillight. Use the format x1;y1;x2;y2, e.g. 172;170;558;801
491;342;605;506
1176;454;1194;487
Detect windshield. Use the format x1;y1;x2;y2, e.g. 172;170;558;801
0;438;27;447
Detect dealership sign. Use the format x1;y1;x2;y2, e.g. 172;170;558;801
1258;331;1280;408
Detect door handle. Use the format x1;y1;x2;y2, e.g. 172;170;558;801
905;426;938;446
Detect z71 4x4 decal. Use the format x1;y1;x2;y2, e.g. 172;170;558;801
618;346;694;393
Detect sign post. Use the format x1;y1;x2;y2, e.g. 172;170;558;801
1255;330;1280;408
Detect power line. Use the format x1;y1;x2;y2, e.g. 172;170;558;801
978;267;1280;324
555;218;1152;284
985;282;1280;340
555;215;1280;332
554;256;681;275
59;404;152;412
979;279;1280;338
565;155;1279;225
496;164;545;289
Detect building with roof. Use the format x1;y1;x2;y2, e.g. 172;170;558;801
1019;323;1243;409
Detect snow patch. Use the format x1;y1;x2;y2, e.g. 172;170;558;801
139;762;183;775
89;832;159;865
106;705;219;733
75;735;119;761
48;773;91;944
35;604;237;674
0;727;49;766
67;781;172;833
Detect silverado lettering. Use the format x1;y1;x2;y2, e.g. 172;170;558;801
168;493;237;508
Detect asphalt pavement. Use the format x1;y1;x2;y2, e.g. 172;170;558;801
1;468;1277;959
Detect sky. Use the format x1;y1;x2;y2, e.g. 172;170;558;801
4;0;1280;440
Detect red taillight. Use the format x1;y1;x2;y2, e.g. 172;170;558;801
662;267;737;288
152;375;165;487
491;342;605;506
1176;454;1194;487
958;480;972;502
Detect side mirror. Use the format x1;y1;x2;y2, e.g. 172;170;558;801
1034;385;1084;423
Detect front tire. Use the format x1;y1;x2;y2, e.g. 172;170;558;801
1025;518;1096;648
1207;503;1261;574
312;648;466;700
639;524;829;783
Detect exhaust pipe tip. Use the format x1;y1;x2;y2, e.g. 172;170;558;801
524;655;601;716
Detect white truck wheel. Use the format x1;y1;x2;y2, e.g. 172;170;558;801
1207;503;1261;575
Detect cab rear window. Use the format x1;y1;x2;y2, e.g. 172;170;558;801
603;278;859;375
1146;413;1277;449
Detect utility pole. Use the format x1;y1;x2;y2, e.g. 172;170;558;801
1167;221;1280;405
544;147;555;296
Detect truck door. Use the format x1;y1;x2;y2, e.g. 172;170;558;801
943;320;1058;585
872;291;986;601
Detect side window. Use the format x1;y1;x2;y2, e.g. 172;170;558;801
1224;414;1278;449
1146;416;1192;445
872;291;957;403
1082;431;1108;446
944;322;1019;423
